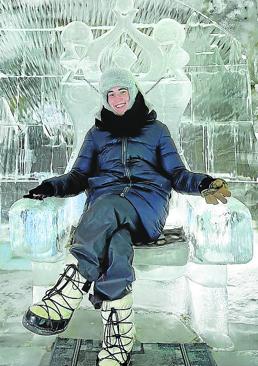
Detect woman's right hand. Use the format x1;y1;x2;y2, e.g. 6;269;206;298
23;182;54;200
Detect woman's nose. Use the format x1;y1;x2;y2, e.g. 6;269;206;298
114;94;124;102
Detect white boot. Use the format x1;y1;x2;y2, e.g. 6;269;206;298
22;263;91;335
97;292;135;366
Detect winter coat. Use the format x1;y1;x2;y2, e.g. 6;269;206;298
42;110;213;242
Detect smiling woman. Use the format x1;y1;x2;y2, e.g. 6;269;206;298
107;87;130;116
22;66;232;366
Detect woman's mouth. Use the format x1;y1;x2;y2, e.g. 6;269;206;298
115;103;126;108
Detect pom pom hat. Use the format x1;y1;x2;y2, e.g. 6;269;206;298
99;67;139;112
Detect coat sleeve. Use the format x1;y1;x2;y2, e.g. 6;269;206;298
41;128;97;197
157;124;214;195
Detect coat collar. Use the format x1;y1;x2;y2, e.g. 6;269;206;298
95;92;157;137
95;109;157;125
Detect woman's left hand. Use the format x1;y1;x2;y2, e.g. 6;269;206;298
201;178;231;205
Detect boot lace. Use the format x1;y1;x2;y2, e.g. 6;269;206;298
100;305;134;364
36;264;86;321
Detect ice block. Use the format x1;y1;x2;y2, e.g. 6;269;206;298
182;196;253;264
9;197;70;261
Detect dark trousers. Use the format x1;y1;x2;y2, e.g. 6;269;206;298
69;194;144;309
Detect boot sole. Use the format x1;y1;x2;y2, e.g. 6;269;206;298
22;313;69;336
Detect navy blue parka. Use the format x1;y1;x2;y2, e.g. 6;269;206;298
42;107;213;243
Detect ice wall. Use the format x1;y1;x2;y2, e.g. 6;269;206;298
0;0;256;181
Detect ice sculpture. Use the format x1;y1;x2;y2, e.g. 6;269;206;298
0;88;71;182
143;18;191;146
0;97;22;179
186;263;231;349
9;198;70;261
5;0;254;350
60;21;93;72
129;261;232;348
59;21;100;170
181;11;256;180
9;191;87;261
187;274;231;348
172;193;254;264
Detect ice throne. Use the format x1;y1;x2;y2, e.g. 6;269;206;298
9;0;253;350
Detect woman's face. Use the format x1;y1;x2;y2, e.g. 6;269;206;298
107;86;130;116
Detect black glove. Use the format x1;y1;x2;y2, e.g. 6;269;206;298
23;182;54;200
198;176;215;193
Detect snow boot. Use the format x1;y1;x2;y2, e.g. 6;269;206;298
22;263;91;336
97;292;135;366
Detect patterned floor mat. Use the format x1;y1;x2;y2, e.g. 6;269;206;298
49;338;217;366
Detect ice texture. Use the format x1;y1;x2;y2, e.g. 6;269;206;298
188;279;233;349
8;193;86;261
134;265;188;316
68;192;87;225
60;74;100;171
0;97;20;179
133;277;189;315
175;195;254;264
9;198;70;260
0;78;73;181
180;66;257;180
134;243;189;267
186;262;228;287
186;263;232;349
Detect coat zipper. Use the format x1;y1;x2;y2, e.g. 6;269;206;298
120;137;132;197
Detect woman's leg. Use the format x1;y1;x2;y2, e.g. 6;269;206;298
98;292;135;366
22;194;142;337
96;228;136;366
70;194;140;290
71;195;140;366
22;263;90;335
90;226;135;308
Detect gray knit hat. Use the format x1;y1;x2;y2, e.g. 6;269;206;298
99;67;138;112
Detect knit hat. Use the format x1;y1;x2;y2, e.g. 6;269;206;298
99;67;138;112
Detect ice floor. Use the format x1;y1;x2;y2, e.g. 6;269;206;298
0;225;258;366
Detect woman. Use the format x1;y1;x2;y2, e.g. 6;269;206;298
22;67;231;366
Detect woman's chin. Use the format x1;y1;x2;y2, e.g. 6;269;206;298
113;109;126;116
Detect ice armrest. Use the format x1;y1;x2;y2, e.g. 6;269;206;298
9;192;87;261
181;196;253;264
9;197;70;261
